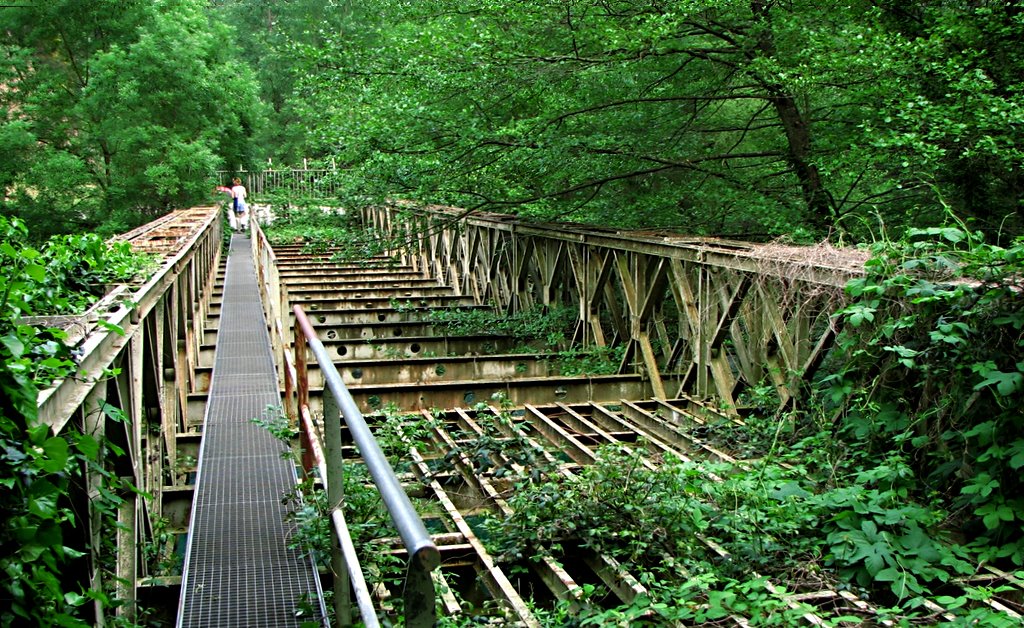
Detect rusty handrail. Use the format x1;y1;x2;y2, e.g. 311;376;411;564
292;304;440;627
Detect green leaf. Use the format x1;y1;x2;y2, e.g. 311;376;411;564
962;473;999;497
19;542;46;562
875;566;900;582
770;481;812;501
34;520;63;549
977;502;1015;530
864;549;886;577
96;319;126;336
24;263;46;282
27;424;50;446
2;334;26;358
39;437;70;473
63;591;86;606
75;434;100;459
933;595;968;610
28;480;59;519
1008;441;1024;470
974;369;1023;396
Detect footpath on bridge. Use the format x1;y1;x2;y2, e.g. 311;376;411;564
177;233;325;627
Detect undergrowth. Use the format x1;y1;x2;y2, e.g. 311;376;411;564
427;304;576;350
260;200;398;263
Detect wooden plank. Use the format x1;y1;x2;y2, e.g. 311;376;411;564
524;404;597;465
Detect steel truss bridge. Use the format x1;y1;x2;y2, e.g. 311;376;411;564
37;203;1023;626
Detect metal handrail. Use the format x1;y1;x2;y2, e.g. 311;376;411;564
292;304;440;627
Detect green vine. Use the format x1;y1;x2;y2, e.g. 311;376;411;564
0;216;156;627
827;225;1024;565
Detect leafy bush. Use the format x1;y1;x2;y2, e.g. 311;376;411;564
828;225;1024;565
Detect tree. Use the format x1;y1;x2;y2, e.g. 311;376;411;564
279;0;1022;241
860;1;1024;240
210;0;354;165
0;0;265;239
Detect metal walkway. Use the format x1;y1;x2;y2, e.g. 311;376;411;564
178;233;325;627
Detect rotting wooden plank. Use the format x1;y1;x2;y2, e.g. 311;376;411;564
620;400;737;464
709;274;751;350
638;332;667;399
432;571;462;616
614;251;639;315
423;409;586;612
469;406;671;621
553;403;624;445
590;401;697;463
731;301;763;389
637;258;670;323
758;283;797;373
552;403;659;471
566;245;588;330
580;551;651;607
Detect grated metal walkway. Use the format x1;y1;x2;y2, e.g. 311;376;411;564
178;233;325;627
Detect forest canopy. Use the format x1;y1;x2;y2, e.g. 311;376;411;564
277;0;1024;242
0;0;263;240
2;1;1022;242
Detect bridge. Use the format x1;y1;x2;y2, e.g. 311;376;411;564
37;200;1024;625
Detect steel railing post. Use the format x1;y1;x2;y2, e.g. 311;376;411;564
291;305;439;626
323;386;352;626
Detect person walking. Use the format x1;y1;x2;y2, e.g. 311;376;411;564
230;177;249;231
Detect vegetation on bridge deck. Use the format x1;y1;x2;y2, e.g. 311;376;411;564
260;207;1024;626
1;0;1023;626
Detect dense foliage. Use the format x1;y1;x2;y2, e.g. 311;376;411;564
209;0;353;165
0;216;156;626
7;1;1020;240
830;224;1024;568
0;0;263;239
265;0;1023;241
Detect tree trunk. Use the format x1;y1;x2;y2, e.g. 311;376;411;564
771;92;832;228
751;0;834;230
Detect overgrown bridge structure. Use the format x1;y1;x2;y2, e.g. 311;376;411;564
45;202;1020;625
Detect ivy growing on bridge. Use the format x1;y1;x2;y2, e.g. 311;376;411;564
0;216;157;627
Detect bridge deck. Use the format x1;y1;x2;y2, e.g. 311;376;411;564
178;233;324;627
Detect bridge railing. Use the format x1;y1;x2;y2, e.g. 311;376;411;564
35;206;223;622
250;216;292;388
290;304;440;627
365;203;866;412
217;166;340;198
